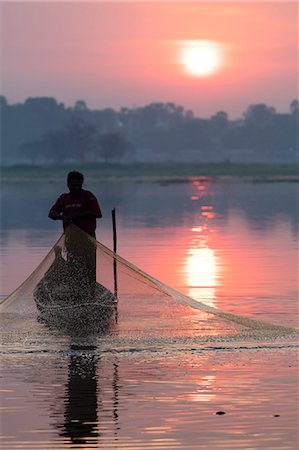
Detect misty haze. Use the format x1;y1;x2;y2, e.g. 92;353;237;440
1;96;298;166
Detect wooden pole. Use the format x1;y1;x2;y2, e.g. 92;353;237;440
112;208;118;302
112;208;117;255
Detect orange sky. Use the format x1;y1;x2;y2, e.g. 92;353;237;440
1;1;298;117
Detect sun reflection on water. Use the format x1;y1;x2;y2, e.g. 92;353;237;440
188;375;216;402
186;245;219;308
185;178;220;308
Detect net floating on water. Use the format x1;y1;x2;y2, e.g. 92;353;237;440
0;224;298;341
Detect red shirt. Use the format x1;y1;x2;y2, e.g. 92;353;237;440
50;189;102;235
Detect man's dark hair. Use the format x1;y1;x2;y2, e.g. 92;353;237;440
67;171;84;184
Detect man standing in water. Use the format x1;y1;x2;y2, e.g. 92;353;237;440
49;171;102;284
49;171;102;238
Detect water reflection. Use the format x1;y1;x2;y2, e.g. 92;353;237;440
60;346;99;446
57;346;119;448
1;179;298;233
1;348;297;450
186;246;218;307
188;375;216;403
185;180;220;307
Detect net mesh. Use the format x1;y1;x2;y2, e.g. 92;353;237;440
1;225;297;342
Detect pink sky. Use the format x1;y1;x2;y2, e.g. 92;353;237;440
1;1;298;118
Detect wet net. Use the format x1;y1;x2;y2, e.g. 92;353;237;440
0;225;297;344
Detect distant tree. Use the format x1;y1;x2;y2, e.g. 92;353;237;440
97;132;135;162
177;118;211;151
135;102;186;130
290;99;299;119
19;129;69;163
0;96;8;109
289;100;299;152
24;97;62;116
165;102;185;121
2;96;298;163
94;108;119;133
222;120;251;150
19;140;44;164
211;110;228;124
243;103;276;128
240;104;278;153
185;110;195;120
269;114;297;152
42;129;68;161
210;111;229;143
74;100;88;112
66;118;97;161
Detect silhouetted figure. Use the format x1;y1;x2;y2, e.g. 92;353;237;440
49;171;102;238
49;171;102;284
43;171;116;323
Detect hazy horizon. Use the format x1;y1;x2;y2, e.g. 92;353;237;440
1;94;297;120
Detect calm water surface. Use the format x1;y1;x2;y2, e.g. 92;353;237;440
0;179;298;449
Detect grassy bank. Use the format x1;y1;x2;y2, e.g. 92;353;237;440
1;162;298;182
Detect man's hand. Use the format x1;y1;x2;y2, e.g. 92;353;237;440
49;210;72;224
63;216;73;225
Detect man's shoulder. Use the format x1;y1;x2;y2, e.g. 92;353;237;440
59;192;71;201
82;189;97;199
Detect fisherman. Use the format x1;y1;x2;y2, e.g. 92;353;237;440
48;171;102;238
49;171;102;284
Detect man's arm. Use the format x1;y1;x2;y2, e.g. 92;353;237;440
48;196;67;221
48;209;64;220
48;209;72;224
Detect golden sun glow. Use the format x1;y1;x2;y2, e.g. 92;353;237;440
186;246;218;307
179;40;223;77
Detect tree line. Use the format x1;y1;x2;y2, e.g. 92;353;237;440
0;96;298;163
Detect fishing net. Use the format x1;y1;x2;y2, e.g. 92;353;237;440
0;225;297;344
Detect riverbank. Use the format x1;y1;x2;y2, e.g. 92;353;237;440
1;162;298;182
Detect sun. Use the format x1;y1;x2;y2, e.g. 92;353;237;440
179;40;223;77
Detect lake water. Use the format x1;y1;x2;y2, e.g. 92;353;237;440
0;178;298;449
